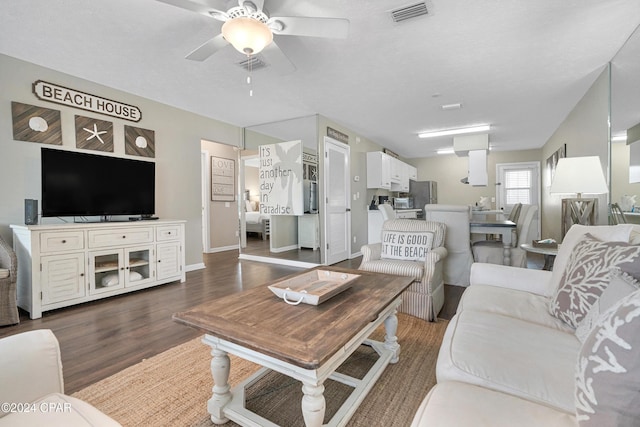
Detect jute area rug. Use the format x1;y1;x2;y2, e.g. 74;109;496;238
73;314;448;427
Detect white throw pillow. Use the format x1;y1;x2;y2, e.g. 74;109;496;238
101;273;120;287
381;231;434;262
575;268;640;343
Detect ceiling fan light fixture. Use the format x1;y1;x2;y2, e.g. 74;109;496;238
222;17;273;55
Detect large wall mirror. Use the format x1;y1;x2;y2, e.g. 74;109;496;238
239;114;322;266
611;23;640;222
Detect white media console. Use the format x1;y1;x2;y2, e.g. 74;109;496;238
11;220;186;319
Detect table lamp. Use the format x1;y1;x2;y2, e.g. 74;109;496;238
549;156;609;237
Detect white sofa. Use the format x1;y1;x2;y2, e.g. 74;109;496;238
0;329;121;426
411;224;640;426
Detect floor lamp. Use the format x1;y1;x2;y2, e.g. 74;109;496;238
549;156;609;238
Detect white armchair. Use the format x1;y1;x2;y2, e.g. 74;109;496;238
0;329;121;426
359;219;448;321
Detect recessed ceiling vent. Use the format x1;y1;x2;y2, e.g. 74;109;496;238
390;2;429;23
237;56;267;71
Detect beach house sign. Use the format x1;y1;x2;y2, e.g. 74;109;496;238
33;80;142;122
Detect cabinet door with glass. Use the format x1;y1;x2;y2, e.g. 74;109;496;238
125;245;154;288
88;249;125;294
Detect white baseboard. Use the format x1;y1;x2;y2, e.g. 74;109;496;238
185;262;206;272
206;245;239;253
350;251;362;259
269;244;299;253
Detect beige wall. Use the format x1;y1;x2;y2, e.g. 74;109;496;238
407;149;541;208
201;140;240;251
0;54;242;268
540;67;610;241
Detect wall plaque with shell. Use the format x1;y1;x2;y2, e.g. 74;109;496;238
11;101;62;145
124;125;155;158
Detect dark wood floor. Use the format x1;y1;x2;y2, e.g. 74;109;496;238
0;251;464;394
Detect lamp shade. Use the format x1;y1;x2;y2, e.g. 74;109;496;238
549;156;609;195
222;17;273;55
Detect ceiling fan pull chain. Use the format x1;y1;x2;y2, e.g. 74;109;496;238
247;54;253;97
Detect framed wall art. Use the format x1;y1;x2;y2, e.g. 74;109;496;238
125;125;155;158
546;144;566;186
11;101;62;145
211;156;235;202
75;115;114;152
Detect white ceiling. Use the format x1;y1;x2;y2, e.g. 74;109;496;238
1;0;639;158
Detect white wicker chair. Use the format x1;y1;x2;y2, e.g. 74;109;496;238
0;235;19;326
359;219;448;321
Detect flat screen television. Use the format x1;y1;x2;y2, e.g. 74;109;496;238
41;148;155;218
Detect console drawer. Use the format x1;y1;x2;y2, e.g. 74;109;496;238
88;227;154;248
40;231;85;253
156;225;181;241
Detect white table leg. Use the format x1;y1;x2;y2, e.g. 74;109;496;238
301;382;325;427
383;309;400;363
501;230;512;266
208;348;231;424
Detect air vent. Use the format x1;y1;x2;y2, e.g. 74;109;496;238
237;56;267;71
390;2;429;23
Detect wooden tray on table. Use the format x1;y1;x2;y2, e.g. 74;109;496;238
268;269;361;306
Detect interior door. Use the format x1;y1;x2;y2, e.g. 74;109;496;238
496;162;541;239
324;137;351;265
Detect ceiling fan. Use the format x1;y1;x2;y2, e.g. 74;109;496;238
158;0;350;73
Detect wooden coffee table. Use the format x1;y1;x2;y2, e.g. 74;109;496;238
173;267;413;427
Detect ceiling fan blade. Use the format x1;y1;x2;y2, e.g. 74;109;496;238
268;16;349;39
185;34;229;61
156;0;229;20
261;41;296;75
238;0;264;13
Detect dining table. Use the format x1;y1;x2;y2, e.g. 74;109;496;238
470;219;517;265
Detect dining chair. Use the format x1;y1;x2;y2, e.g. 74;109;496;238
472;205;538;268
424;204;474;286
378;203;396;221
609;203;627;225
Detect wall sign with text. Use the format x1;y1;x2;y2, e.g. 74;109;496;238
211;156;235;202
33;80;142;122
259;140;303;215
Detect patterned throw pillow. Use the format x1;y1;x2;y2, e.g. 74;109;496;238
575;288;640;426
575;268;640;343
380;231;434;262
549;233;640;328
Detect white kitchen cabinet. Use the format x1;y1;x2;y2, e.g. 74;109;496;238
366;151;392;189
391;162;410;192
407;164;418;181
390;157;403;183
368;210;384;244
11;220;185;319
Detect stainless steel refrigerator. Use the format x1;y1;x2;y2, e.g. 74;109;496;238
409;181;437;217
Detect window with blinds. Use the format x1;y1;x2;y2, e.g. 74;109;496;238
504;170;531;205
